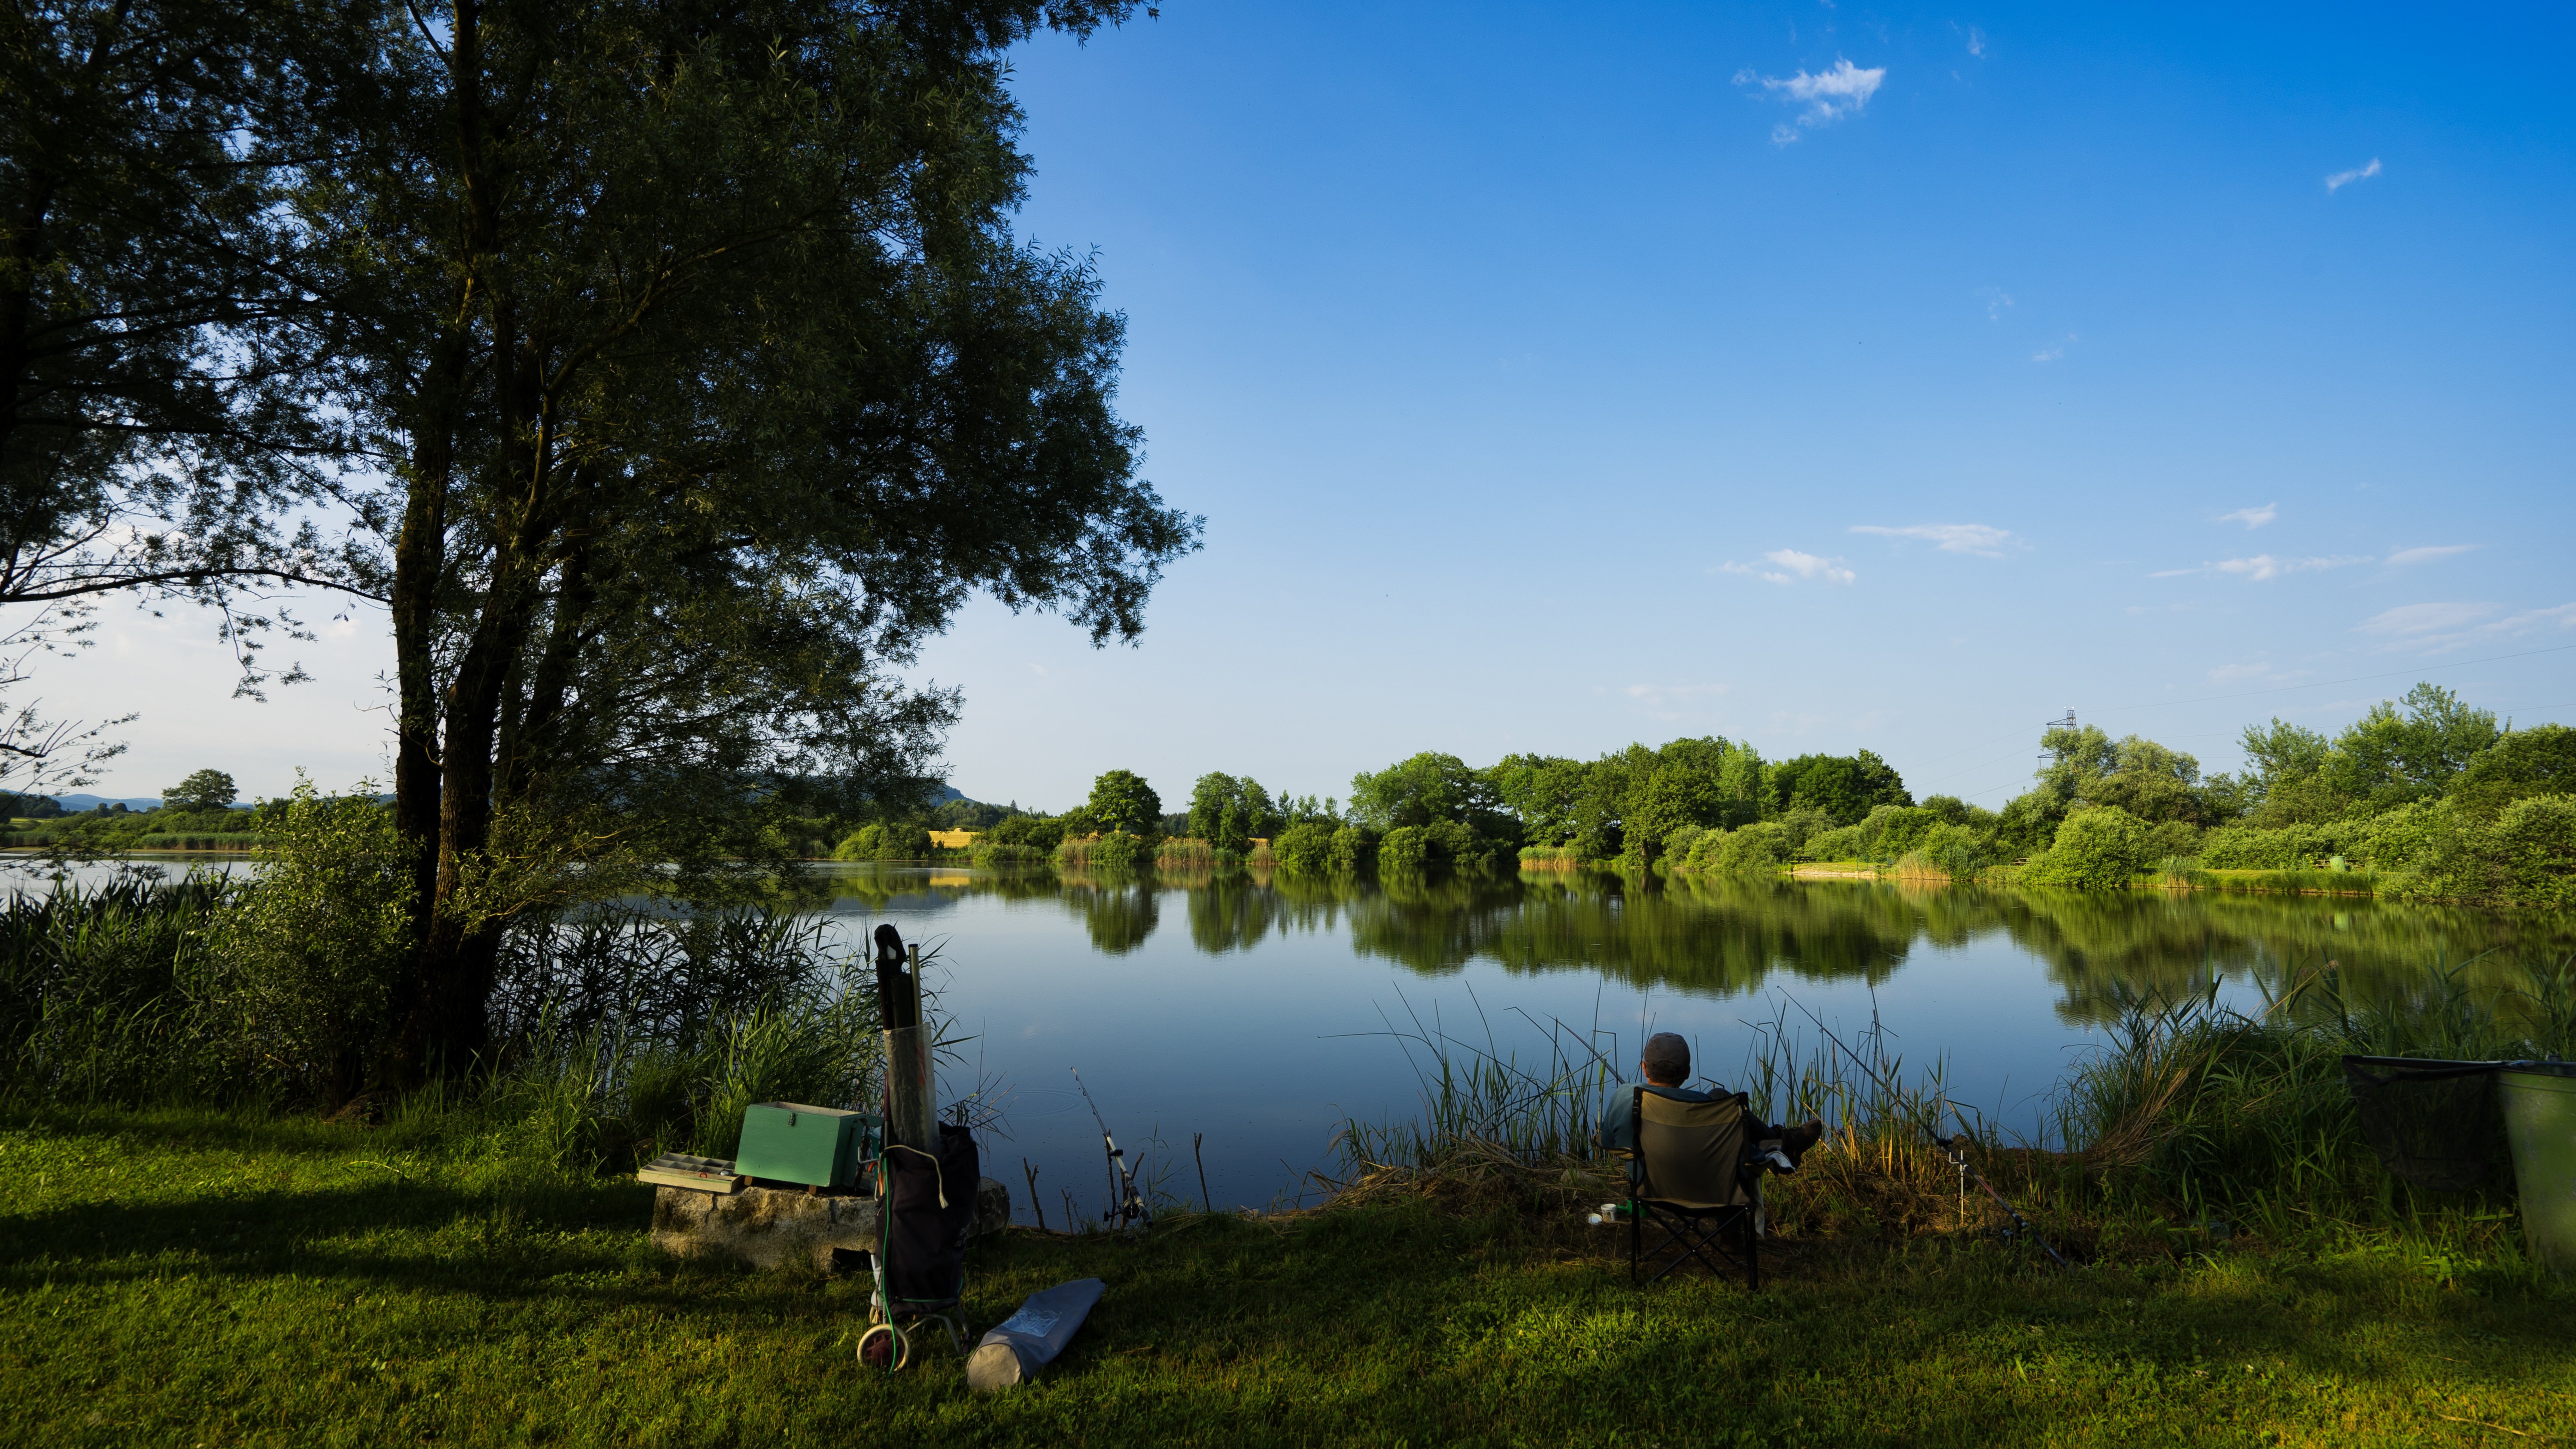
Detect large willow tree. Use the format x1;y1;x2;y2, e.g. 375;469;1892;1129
261;0;1197;1079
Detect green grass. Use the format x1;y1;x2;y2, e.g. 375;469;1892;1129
5;1104;2570;1447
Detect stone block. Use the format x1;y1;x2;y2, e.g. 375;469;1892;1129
652;1176;1010;1273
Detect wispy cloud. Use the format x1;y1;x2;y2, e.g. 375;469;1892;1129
2151;554;2370;581
2218;503;2277;529
1965;25;1987;57
1624;682;1728;711
1720;549;1856;585
1735;59;1886;144
2032;333;2076;362
1976;286;2014;321
1850;523;2014;557
2358;600;2576;652
2326;158;2383;192
2385;544;2476;566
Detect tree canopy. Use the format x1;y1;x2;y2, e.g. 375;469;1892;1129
161;769;237;812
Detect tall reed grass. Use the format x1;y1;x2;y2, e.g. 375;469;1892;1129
1333;956;2576;1258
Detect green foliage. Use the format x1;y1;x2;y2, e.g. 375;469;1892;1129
1075;830;1151;873
1767;748;1910;826
986;813;1067;852
1087;771;1163;837
1271;820;1337;876
1349;752;1493;832
0;874;233;1104
200;779;416;1099
1377;825;1430;874
160;770;238;812
2023;805;2153;889
2449;723;2576;819
1187;773;1280;850
1685;821;1793;873
1327;825;1378;873
831;824;885;861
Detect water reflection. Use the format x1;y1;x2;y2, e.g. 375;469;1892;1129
808;863;2576;1027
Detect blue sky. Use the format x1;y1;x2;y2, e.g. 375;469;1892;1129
39;0;2576;809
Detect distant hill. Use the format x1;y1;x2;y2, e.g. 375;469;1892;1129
47;793;176;812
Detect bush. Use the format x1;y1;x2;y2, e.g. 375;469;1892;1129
1328;825;1378;873
1691;822;1792;873
201;779;416;1101
873;822;931;861
1378;825;1430;873
2494;796;2576;906
1915;821;1988;879
1272;821;1337;875
1076;830;1149;872
832;824;884;861
2147;819;2203;860
2023;805;2151;889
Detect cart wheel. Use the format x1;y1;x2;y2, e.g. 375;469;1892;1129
857;1322;909;1373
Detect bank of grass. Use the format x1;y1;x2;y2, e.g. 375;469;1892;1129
3;1103;2571;1449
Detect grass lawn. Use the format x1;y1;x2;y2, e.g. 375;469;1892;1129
3;1106;2569;1447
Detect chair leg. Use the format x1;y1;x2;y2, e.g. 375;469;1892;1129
1744;1209;1761;1291
1628;1196;1641;1283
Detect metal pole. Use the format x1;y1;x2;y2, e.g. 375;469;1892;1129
883;941;936;1152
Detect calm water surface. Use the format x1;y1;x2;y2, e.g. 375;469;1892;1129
804;865;2574;1225
30;856;2573;1225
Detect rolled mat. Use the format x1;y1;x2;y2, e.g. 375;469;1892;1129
965;1278;1106;1393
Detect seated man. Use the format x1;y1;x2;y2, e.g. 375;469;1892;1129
1600;1032;1824;1170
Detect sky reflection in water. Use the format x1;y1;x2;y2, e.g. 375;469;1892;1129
808;865;2575;1224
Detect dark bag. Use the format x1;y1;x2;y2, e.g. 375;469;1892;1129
883;1122;979;1307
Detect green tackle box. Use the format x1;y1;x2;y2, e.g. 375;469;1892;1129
735;1102;878;1189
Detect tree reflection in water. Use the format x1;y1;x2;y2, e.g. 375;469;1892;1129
809;864;2576;1031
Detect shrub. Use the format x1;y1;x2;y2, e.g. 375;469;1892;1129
873;822;932;861
2493;795;2576;907
1272;821;1337;875
1378;825;1430;874
1802;823;1865;861
1915;821;1988;879
1690;822;1791;873
2023;805;2151;889
200;779;416;1101
1081;830;1149;872
832;824;885;861
1327;825;1377;873
2146;819;2203;860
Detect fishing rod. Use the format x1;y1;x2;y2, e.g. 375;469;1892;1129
1070;1067;1148;1233
1930;1124;2073;1268
1781;994;2072;1270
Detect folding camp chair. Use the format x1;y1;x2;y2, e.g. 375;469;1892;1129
1627;1085;1763;1290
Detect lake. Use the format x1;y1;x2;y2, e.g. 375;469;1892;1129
803;864;2576;1226
25;856;2575;1227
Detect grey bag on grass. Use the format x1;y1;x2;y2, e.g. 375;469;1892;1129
965;1277;1105;1393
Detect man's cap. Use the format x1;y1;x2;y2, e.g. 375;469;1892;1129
1641;1032;1691;1078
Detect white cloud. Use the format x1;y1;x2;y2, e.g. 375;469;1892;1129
1966;26;1987;57
2357;600;2576;652
2358;601;2495;637
1850;523;2014;557
2032;333;2076;362
2326;158;2383;192
1624;683;1728;708
2151;554;2370;581
2218;503;2277;529
2385;544;2476;566
1737;59;1886;143
1976;286;2014;321
1721;549;1856;585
